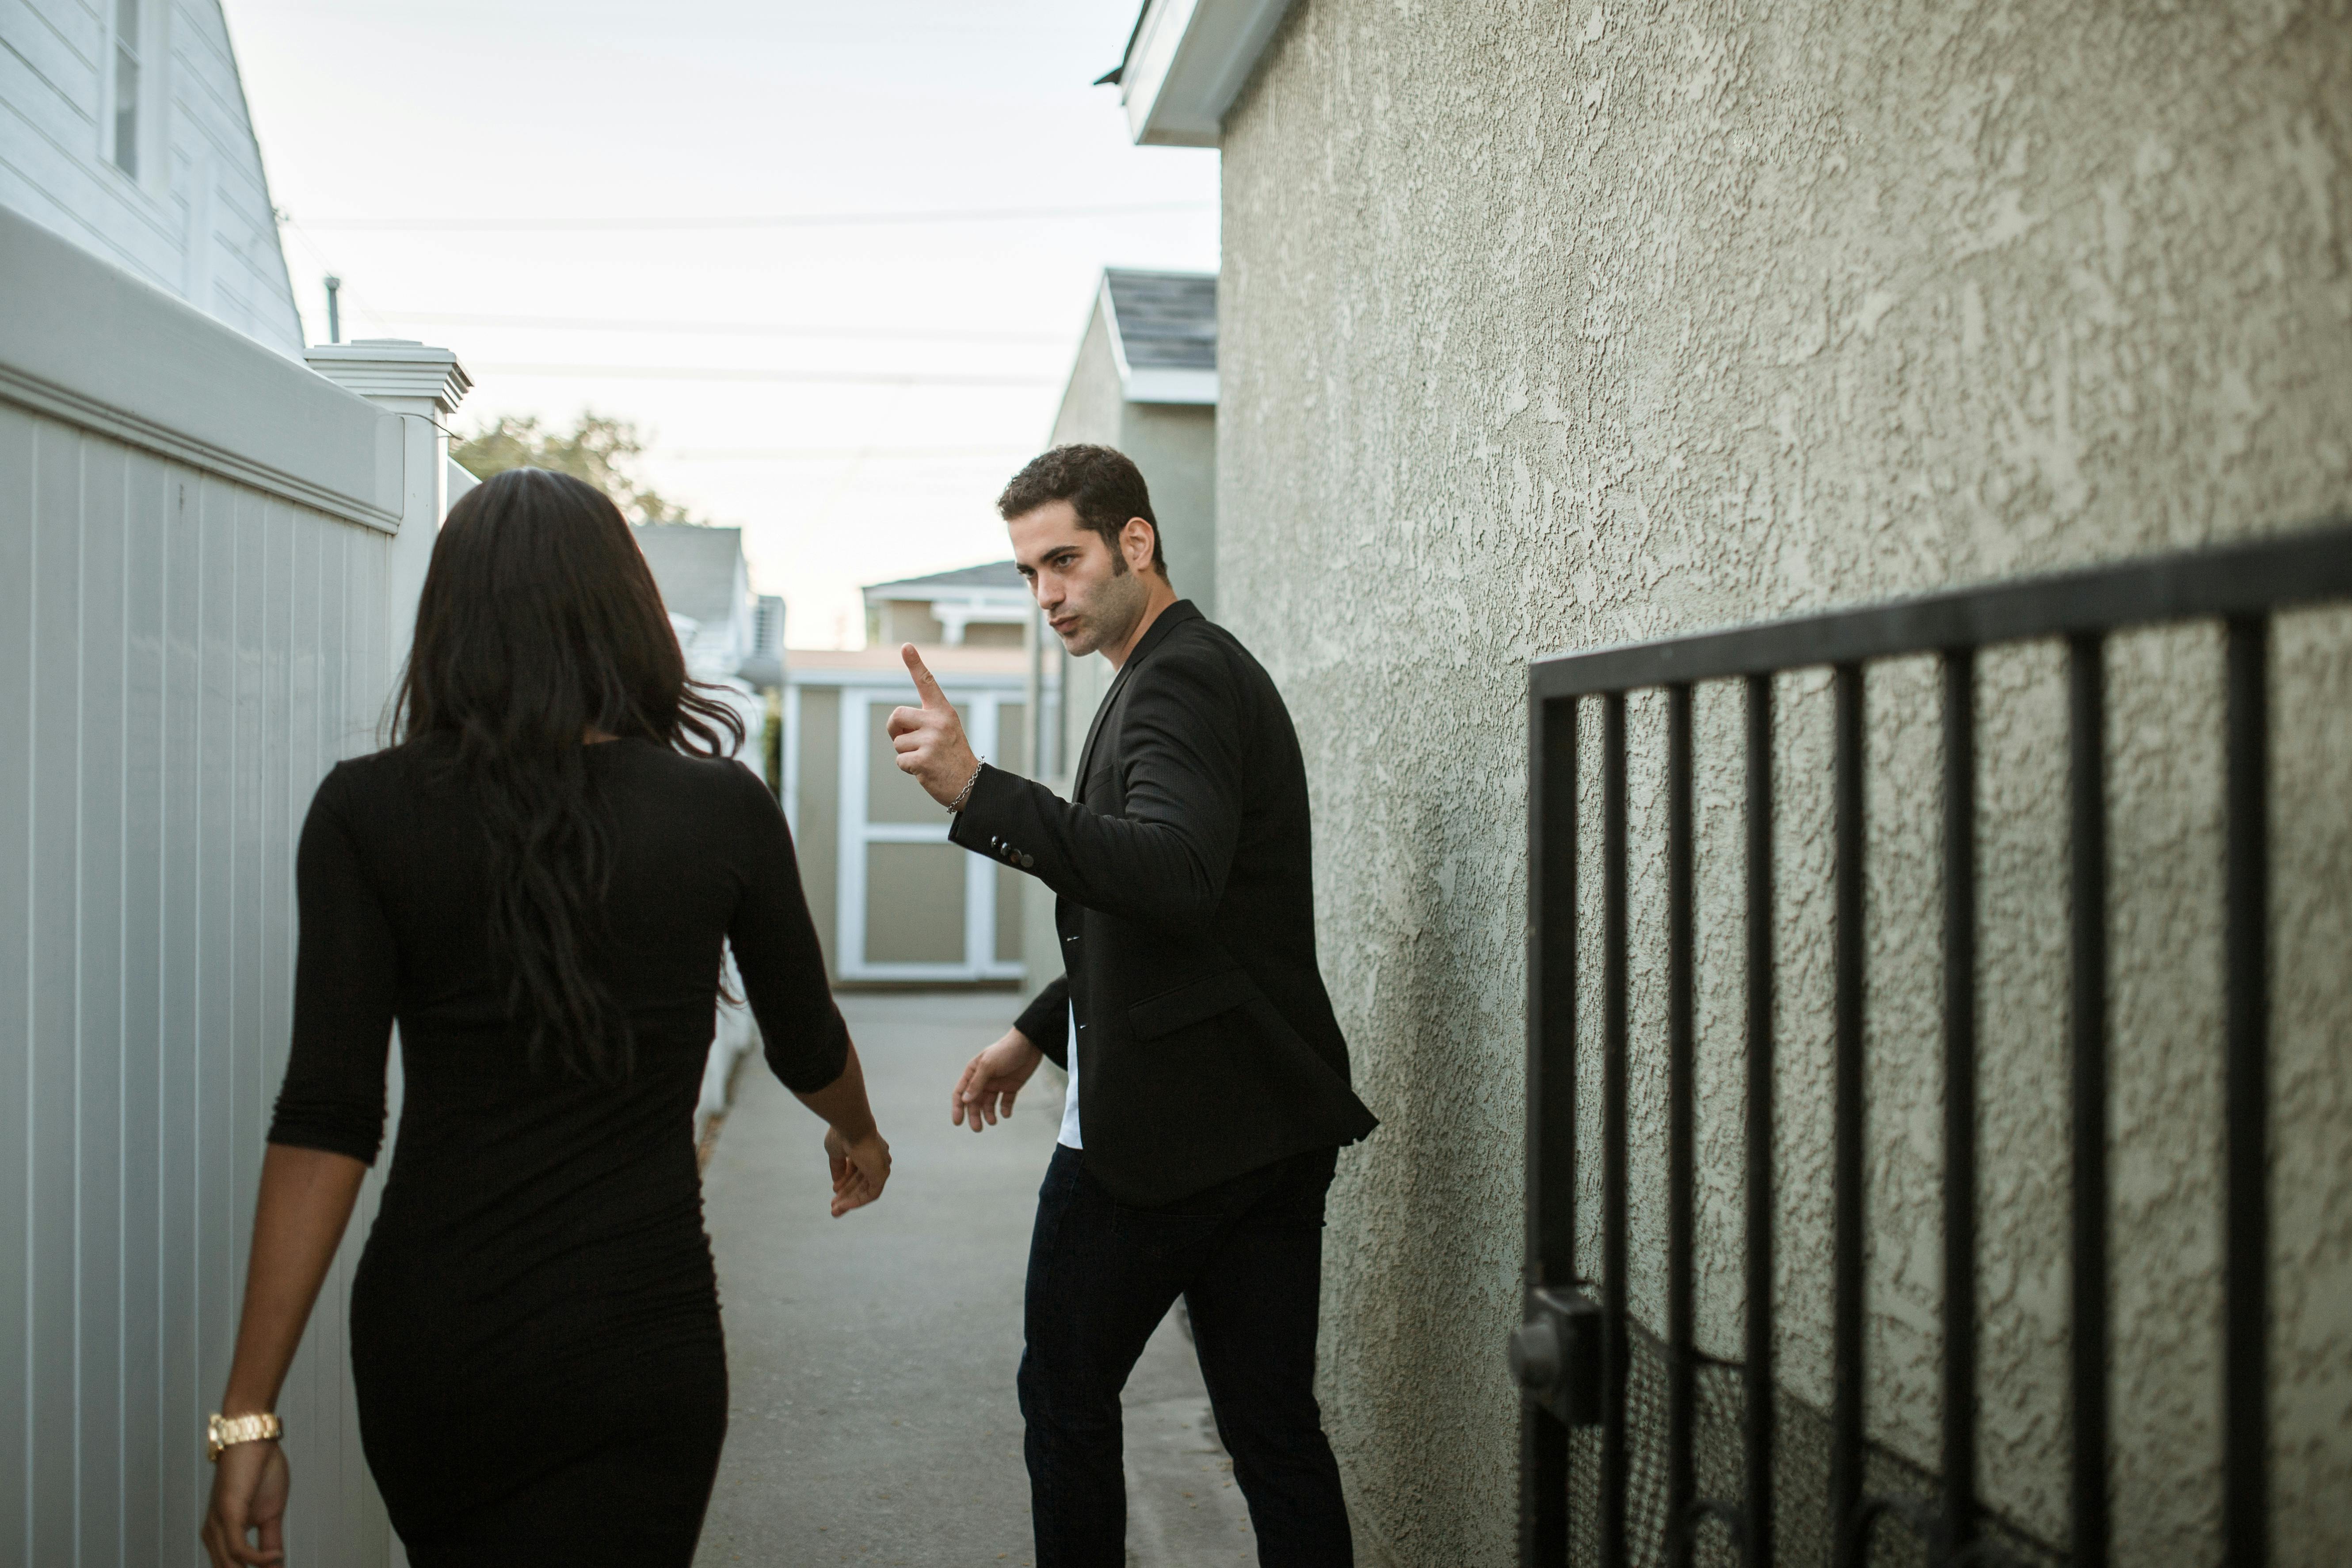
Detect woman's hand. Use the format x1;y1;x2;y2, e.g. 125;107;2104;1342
952;1029;1044;1133
823;1126;891;1217
792;1040;888;1217
201;1441;290;1567
199;1145;364;1567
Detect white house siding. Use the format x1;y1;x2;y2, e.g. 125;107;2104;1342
1213;3;2352;1564
0;0;304;354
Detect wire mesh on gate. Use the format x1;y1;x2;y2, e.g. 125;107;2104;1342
1563;1316;2068;1568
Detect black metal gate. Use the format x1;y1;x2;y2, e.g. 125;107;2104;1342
1512;522;2352;1568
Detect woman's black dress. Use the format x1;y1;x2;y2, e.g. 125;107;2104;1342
266;739;847;1565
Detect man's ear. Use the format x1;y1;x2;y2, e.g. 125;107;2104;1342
1121;516;1159;575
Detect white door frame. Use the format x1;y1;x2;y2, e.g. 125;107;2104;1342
835;683;1027;983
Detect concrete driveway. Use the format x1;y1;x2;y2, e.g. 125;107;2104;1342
693;989;1255;1568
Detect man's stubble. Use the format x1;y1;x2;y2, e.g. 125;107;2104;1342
1056;554;1151;660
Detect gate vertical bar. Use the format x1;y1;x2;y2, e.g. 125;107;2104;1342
1941;650;1979;1559
1522;692;1580;1566
2067;636;2111;1568
1830;664;1867;1568
1742;674;1775;1568
1665;684;1695;1568
1601;692;1630;1568
2222;618;2269;1568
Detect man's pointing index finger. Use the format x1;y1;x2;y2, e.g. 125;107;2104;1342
900;643;951;711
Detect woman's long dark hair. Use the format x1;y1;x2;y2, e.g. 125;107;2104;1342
393;467;745;1080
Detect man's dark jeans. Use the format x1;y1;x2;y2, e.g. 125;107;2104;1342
1020;1142;1353;1568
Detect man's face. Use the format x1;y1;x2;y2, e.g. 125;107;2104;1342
1007;499;1151;657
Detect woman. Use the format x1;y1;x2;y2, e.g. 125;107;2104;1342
200;468;888;1566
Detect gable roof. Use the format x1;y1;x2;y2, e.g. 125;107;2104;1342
1107;269;1216;369
1102;268;1217;404
632;523;744;626
865;560;1027;598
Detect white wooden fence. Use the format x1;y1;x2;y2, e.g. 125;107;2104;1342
0;203;465;1566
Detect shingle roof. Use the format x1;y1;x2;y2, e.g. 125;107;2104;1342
1105;269;1216;371
865;560;1027;596
631;523;743;626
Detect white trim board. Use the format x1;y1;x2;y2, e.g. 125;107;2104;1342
1123;366;1219;404
1119;0;1298;148
0;204;403;530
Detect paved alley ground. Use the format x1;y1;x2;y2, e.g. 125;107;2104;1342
693;990;1256;1568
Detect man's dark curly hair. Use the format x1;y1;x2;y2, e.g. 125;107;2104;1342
995;443;1165;576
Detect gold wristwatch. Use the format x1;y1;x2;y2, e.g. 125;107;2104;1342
206;1412;283;1462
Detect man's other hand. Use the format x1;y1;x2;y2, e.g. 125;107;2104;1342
888;644;982;807
952;1029;1046;1133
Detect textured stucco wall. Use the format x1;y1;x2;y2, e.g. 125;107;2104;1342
1215;2;2352;1563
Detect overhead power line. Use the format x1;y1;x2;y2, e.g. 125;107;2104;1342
374;309;1067;345
472;363;1056;388
299;200;1214;233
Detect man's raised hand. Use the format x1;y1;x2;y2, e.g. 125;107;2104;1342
887;644;982;808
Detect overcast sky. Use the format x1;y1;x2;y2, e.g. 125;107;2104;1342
221;0;1219;648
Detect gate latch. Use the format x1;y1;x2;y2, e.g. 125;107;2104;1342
1509;1286;1601;1427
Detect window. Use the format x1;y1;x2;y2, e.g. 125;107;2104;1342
111;0;140;177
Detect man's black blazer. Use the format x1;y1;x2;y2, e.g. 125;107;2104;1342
950;601;1377;1206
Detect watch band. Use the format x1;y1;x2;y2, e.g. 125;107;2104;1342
207;1412;283;1462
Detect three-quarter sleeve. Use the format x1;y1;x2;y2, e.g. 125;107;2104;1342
268;766;399;1163
725;763;851;1093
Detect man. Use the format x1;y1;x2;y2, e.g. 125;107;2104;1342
886;444;1377;1567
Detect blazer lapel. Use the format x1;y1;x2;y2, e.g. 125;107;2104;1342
1070;601;1200;800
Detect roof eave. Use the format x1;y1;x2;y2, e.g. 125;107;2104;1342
1116;0;1296;148
1098;276;1217;407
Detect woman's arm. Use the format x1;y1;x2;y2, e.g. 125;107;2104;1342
723;763;890;1214
201;1144;369;1568
206;773;397;1563
793;1037;891;1217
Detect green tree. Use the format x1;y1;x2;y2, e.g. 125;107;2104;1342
451;411;695;523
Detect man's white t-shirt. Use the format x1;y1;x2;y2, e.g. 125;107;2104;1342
1057;1003;1083;1148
